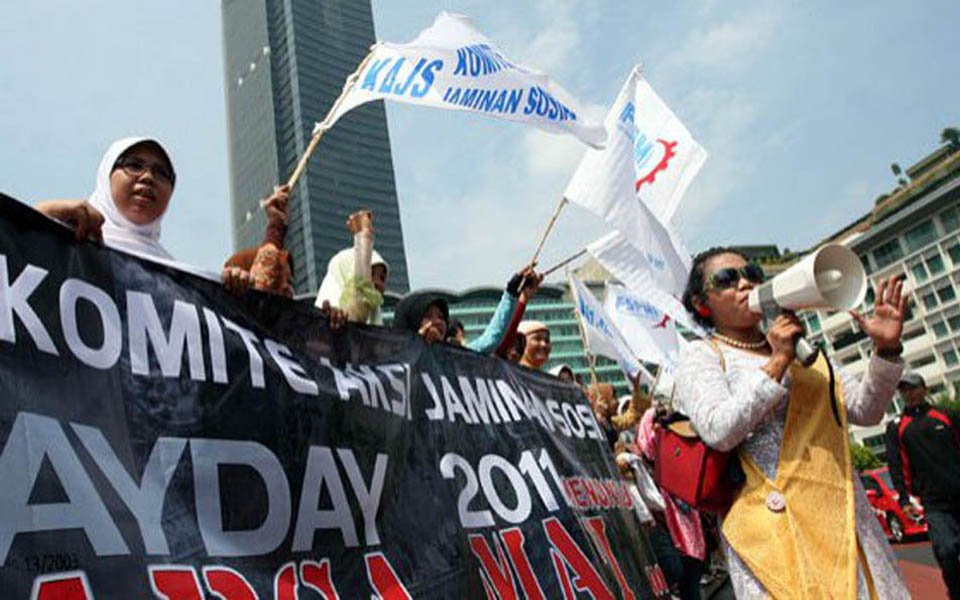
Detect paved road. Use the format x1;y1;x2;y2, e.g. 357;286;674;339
895;539;947;599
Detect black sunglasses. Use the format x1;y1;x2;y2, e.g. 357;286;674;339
705;264;765;291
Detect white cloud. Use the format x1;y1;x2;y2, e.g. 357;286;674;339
816;179;873;234
505;0;584;80
524;131;585;178
669;89;763;234
667;8;783;72
522;101;603;178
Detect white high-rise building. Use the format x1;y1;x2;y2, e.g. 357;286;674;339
797;146;960;457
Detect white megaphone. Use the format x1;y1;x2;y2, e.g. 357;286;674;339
748;243;867;366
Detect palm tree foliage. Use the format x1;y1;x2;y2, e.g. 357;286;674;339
942;127;960;152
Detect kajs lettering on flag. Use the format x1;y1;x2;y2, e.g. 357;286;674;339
319;12;607;148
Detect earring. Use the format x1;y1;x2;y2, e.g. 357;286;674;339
697;306;711;318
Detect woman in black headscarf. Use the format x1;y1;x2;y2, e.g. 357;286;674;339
392;292;449;343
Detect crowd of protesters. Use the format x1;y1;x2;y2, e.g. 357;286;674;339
34;136;960;599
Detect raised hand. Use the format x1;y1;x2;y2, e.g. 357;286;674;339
519;267;543;302
262;185;289;226
346;209;374;235
849;275;908;352
221;266;251;297
418;320;445;344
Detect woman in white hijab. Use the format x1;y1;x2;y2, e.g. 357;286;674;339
37;137;177;260
314;209;389;325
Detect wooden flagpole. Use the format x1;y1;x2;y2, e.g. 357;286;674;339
587;353;600;389
648;363;663;397
542;248;587;277
528;197;569;267
285;50;377;191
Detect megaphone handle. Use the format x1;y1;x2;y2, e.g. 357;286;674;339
795;336;819;367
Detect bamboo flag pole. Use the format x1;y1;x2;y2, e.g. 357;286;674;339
285;50;377;192
648;363;663;397
542;248;587;277
587;353;600;389
528;197;569;267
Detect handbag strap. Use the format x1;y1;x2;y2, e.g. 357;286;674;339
706;336;727;372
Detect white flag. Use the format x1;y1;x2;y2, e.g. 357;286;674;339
568;274;650;382
565;66;706;223
564;67;701;302
604;283;684;372
621;72;707;222
586;232;706;338
319;12;606;148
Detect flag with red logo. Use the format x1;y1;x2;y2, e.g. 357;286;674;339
565;66;706;224
602;283;686;373
566;66;705;332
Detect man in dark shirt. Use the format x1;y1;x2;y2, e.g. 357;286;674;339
885;372;960;599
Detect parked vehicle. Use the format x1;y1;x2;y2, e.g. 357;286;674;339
860;467;928;543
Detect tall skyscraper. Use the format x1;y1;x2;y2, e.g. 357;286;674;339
221;0;410;295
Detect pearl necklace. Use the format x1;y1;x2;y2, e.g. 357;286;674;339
712;332;768;350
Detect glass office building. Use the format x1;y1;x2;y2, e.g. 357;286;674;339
221;0;410;295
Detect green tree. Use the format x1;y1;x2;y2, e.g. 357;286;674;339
889;163;907;188
934;393;960;413
942;127;960;152
851;441;882;471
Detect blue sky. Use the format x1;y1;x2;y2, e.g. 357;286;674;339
1;1;957;290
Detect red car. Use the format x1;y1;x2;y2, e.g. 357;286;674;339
860;467;928;543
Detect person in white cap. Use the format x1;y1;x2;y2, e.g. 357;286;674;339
517;320;550;370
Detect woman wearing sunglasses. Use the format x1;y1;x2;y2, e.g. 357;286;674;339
675;247;909;598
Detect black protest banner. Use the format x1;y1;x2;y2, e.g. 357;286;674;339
0;193;668;599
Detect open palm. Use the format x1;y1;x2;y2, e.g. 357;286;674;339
850;276;908;350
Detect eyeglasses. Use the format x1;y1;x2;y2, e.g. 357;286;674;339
114;157;175;186
705;264;765;291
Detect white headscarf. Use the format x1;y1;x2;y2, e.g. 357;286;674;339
87;137;175;260
314;247;389;324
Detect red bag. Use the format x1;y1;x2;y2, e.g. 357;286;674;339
653;416;736;514
652;338;741;514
